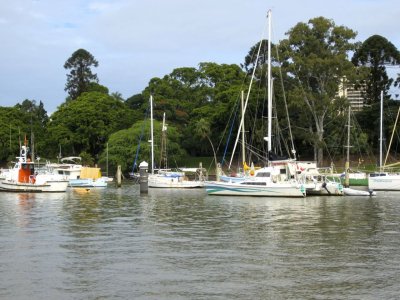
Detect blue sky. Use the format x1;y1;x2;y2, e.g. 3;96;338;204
1;0;400;114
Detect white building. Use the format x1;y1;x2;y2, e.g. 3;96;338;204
338;78;367;111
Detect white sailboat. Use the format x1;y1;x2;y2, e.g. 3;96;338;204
368;91;400;190
147;96;204;188
205;10;305;197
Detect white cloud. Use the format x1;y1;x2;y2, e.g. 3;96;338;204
1;0;400;113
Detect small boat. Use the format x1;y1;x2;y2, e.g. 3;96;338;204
0;145;68;193
297;161;344;196
48;157;108;188
149;170;204;188
69;176;108;188
147;97;205;189
343;187;376;196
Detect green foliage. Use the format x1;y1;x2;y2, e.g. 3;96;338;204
47;92;136;161
352;35;400;104
98;119;186;174
280;16;357;165
0;100;49;163
64;49;99;100
126;93;145;110
355;99;400;154
139;63;246;157
86;82;109;95
79;151;95;166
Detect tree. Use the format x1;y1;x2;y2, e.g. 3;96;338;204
0;100;50;162
0;107;25;162
126;93;146;110
99;119;186;174
280;17;357;166
194;118;218;169
47;92;135;160
14;99;49;158
64;49;99;100
352;35;400;104
141;63;246;158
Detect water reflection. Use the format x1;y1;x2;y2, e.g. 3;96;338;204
0;185;399;299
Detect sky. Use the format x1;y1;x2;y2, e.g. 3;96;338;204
1;0;400;114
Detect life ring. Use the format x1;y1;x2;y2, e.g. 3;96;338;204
250;170;255;176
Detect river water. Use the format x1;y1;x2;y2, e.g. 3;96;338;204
0;183;399;299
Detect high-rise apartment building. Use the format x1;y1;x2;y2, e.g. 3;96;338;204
337;79;367;111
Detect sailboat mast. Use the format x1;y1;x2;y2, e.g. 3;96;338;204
160;112;168;170
379;91;383;171
241;91;246;165
229;42;263;169
106;142;109;177
345;106;351;187
384;105;400;166
150;95;154;175
267;9;272;154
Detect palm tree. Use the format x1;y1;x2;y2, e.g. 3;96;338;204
195;118;218;169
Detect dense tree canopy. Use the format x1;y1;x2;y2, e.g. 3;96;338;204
352;35;400;104
0;100;49;163
99;119;186;174
279;16;357;165
64;49;99;100
46;91;136;161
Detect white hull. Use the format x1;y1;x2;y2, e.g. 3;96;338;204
368;174;400;191
304;182;344;196
205;181;305;197
0;180;68;192
343;187;376;196
148;174;204;188
69;177;108;187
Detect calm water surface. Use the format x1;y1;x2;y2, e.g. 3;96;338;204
0;183;399;299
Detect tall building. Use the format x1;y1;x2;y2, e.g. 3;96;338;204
338;79;367;111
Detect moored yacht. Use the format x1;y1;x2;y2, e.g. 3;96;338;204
206;160;306;197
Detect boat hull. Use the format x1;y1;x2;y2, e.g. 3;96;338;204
69;177;108;187
343;187;376;196
205;181;305;197
368;174;400;191
0;180;68;192
304;182;344;196
148;176;204;188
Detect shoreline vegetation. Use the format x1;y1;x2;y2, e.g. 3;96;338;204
1;18;400;176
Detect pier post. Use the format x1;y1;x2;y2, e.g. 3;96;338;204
139;161;148;194
216;163;221;182
199;162;204;181
116;165;122;187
